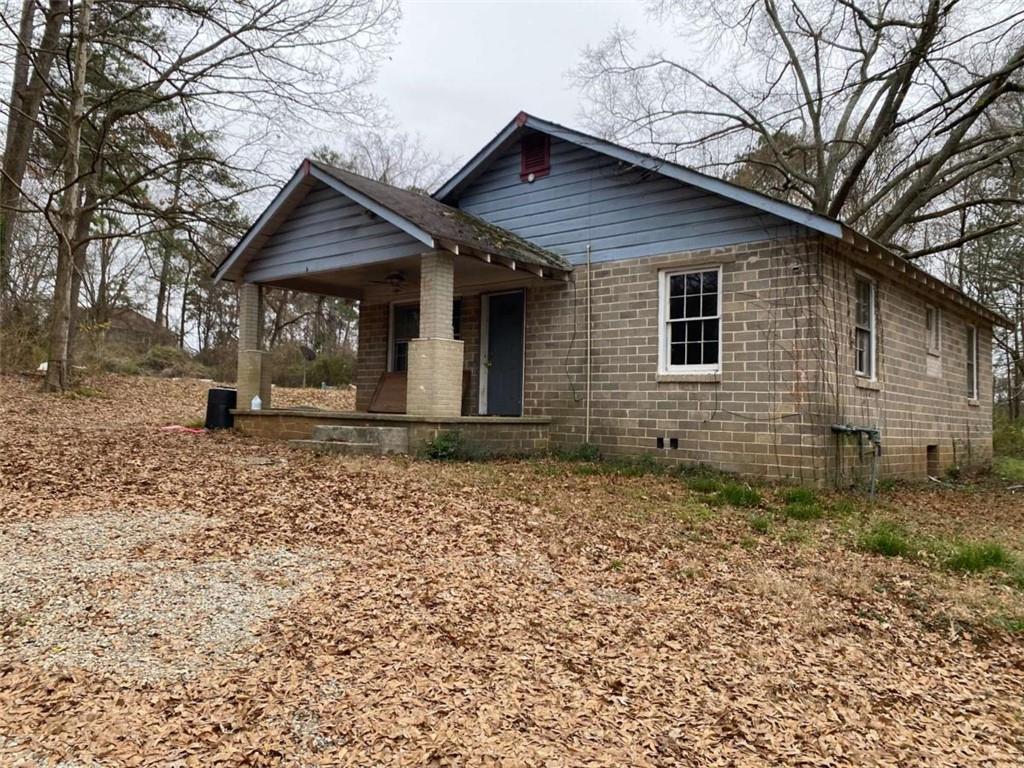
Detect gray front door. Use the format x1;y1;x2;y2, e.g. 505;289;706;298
484;291;524;416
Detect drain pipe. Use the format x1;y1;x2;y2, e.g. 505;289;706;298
585;243;592;444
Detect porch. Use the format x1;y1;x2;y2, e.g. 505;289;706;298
214;158;572;454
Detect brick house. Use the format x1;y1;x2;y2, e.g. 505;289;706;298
214;112;1008;483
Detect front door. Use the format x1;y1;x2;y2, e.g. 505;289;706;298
482;291;525;416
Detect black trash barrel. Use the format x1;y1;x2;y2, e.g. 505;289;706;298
205;387;237;429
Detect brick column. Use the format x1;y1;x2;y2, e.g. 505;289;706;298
407;251;463;417
237;283;271;410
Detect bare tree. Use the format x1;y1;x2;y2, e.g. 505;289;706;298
1;0;400;386
574;0;1024;259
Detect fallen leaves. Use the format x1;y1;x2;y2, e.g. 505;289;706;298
0;373;1022;766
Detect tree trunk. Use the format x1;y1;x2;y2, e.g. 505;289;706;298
44;0;91;392
1;0;71;324
67;184;98;363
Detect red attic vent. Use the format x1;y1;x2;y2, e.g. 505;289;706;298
520;133;550;181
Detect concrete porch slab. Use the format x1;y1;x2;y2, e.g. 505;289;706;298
232;409;552;456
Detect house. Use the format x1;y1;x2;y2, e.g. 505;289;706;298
213;112;1008;483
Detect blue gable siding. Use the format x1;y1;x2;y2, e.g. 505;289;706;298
242;181;423;282
451;137;804;265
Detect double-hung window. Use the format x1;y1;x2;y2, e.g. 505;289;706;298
659;267;721;374
854;275;876;379
966;324;978;399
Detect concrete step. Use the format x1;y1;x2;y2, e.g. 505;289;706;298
288;439;382;456
310;424;408;454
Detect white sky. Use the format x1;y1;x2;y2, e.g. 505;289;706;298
373;0;669;165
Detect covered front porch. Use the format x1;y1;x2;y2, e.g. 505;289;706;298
213;158;572;453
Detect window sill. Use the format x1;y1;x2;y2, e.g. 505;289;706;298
927;350;941;358
855;377;882;392
967;398;980;408
657;372;721;384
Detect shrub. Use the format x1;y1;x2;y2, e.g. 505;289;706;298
859;520;915;557
993;416;1024;458
945;541;1013;573
716;482;761;508
783;501;823;521
995;457;1024;484
138;345;208;378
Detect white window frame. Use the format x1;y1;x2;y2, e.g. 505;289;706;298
966;324;979;400
657;266;723;375
853;273;877;380
925;304;941;357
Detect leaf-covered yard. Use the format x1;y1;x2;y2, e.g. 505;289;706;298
1;374;1022;767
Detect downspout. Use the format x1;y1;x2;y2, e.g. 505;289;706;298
585;243;592;444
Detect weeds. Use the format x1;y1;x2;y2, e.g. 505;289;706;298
715;483;761;508
780;487;817;505
419;431;489;461
944;541;1013;573
783;501;824;521
686;475;723;493
859;520;915;558
749;514;771;534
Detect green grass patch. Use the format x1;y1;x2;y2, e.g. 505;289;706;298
783;501;824;521
829;497;859;516
715;482;761;508
858;520;915;558
551;442;601;462
995;615;1024;634
749;514;771;534
686;475;723;493
780;487;817;505
944;541;1014;573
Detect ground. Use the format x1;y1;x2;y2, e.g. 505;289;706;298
1;374;1022;767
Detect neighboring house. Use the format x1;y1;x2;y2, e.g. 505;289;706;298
214;112;1008;483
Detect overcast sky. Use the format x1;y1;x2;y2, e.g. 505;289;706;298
374;0;670;165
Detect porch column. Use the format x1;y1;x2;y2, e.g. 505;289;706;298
407;251;463;417
237;282;272;410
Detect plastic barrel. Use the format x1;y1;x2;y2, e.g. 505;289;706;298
205;387;237;429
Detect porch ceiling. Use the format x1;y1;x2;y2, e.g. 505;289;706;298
212;160;573;288
258;251;556;301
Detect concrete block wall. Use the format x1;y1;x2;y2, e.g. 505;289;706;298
406;338;464;417
805;240;994;482
350;237;993;482
523;239;825;481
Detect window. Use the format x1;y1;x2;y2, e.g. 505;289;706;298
520;133;550;181
925;305;941;356
966;324;978;399
389;300;462;372
854;275;876;379
659;267;721;374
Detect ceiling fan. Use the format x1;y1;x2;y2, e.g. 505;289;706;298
367;271;408;292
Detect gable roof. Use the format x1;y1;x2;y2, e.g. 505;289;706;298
435;112;1010;328
212;159;572;283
